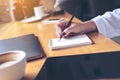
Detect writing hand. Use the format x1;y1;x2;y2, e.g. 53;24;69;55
56;20;97;38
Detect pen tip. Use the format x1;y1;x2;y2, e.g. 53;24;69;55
58;38;61;42
58;35;62;42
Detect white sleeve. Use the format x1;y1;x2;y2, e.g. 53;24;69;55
92;8;120;38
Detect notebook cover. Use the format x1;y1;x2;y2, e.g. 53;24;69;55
0;34;45;61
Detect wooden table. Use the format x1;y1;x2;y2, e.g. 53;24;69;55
0;12;120;80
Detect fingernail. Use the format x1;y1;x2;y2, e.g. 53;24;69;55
62;32;66;36
69;34;73;37
64;35;68;38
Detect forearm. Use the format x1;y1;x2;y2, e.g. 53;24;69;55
79;20;98;34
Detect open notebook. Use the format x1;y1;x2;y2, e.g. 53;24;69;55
0;34;45;61
49;34;93;50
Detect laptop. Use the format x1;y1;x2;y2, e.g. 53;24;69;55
0;34;45;61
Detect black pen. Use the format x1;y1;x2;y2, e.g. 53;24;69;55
59;6;80;41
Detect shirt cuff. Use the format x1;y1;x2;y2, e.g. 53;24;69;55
91;16;107;37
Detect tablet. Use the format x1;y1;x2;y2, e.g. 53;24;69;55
35;51;120;80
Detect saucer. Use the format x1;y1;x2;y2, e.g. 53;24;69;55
21;16;42;23
21;13;49;23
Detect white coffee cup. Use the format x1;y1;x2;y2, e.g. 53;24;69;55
0;50;26;80
34;6;45;17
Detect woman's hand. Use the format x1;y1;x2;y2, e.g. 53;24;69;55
55;20;97;38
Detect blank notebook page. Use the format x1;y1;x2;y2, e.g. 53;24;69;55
49;34;92;50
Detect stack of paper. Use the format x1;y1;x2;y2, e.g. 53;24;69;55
49;34;93;50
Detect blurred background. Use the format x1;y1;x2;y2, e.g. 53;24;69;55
0;0;120;24
0;0;55;24
59;0;120;21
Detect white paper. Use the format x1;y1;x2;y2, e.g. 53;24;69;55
49;34;92;50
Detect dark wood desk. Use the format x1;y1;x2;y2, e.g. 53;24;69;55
0;13;120;80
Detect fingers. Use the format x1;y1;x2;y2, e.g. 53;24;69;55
63;27;74;38
63;32;76;38
55;21;82;38
56;21;77;38
55;21;68;37
62;24;79;38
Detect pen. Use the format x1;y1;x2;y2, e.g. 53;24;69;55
59;6;80;41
